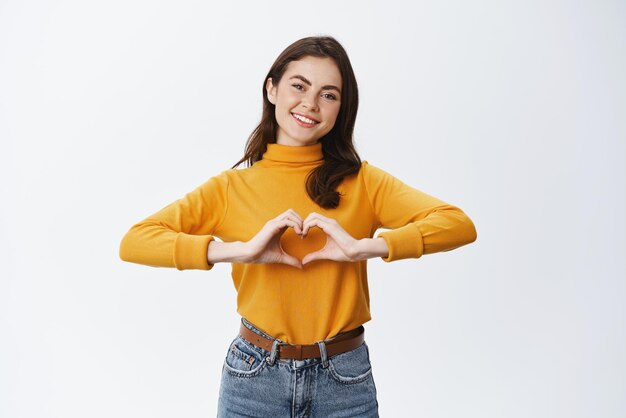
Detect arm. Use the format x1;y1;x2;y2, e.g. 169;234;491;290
361;161;477;262
206;240;249;264
119;171;231;270
354;237;390;260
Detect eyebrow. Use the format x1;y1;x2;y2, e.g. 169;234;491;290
288;75;341;94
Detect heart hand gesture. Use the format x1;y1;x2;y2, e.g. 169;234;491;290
242;209;361;269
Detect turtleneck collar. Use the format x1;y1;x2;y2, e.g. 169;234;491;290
261;142;324;164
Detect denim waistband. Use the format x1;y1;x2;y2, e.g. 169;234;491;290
241;317;281;342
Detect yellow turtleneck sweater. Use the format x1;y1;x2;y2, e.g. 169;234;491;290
119;142;477;344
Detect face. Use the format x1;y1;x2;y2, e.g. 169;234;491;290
266;56;342;146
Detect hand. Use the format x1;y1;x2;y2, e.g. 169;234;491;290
242;209;304;269
300;212;361;266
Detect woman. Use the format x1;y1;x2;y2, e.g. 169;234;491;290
119;35;477;417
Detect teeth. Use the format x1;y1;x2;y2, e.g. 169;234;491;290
292;113;317;124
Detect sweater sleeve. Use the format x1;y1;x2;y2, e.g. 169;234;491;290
361;161;477;262
119;170;229;270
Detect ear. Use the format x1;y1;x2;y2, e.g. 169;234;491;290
265;77;277;105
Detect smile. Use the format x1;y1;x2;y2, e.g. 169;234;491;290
291;113;319;127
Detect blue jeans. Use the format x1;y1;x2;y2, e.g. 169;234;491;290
217;317;379;417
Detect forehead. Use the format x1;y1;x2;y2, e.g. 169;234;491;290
284;56;342;85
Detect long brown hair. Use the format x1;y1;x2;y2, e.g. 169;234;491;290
230;35;361;209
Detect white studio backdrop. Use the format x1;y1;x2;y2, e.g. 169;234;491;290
1;0;625;417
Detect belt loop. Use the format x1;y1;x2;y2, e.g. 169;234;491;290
266;339;281;366
317;341;329;368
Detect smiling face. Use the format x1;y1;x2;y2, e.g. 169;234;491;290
265;56;343;146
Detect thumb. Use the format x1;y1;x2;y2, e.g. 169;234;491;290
281;254;303;270
302;251;324;266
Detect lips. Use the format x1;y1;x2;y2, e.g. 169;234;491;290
291;112;320;125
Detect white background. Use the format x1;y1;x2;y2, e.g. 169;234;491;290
2;0;625;417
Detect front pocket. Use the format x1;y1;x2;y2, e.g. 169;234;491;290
230;343;255;364
223;336;267;378
327;342;373;385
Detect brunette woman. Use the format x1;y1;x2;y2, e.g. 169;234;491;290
120;35;477;417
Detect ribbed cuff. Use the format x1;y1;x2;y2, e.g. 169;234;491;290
173;233;216;270
377;223;424;262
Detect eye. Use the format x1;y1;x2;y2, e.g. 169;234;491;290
323;93;337;100
292;83;304;90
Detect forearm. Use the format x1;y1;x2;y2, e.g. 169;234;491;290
355;237;389;260
207;240;249;264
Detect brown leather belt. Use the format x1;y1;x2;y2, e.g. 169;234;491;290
239;320;365;360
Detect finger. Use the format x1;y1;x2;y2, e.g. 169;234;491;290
303;211;335;223
273;218;303;235
302;213;338;235
301;218;331;238
274;213;300;224
275;213;303;234
280;208;303;226
303;211;322;224
274;214;303;231
285;208;304;224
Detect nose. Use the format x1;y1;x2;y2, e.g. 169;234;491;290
301;91;319;111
